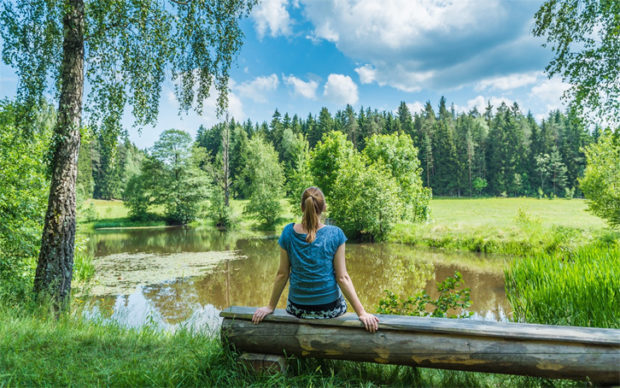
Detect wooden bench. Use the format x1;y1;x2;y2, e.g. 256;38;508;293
220;306;620;385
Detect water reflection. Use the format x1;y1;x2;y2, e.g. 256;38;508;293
85;227;511;329
84;286;222;335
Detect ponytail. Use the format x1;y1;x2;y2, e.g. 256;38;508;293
301;187;326;243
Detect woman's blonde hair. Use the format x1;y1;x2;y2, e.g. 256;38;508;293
301;187;325;243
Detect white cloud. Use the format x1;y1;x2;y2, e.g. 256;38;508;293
235;74;279;103
252;0;292;38
305;0;492;47
166;90;177;105
529;77;570;112
323;74;358;105
301;0;547;91
284;75;318;99
406;101;425;115
355;65;376;84
195;82;245;125
534;113;547;123
226;92;245;121
476;71;540;91
455;95;517;114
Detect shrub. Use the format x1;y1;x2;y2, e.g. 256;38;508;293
330;156;402;241
579;130;620;227
377;272;473;319
0;100;52;303
209;187;236;229
311;132;430;240
309;131;355;199
363;133;430;222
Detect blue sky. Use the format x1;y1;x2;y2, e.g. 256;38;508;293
0;0;570;149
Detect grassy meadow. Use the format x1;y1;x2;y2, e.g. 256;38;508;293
80;198;297;231
427;197;605;229
0;304;586;388
389;197;612;256
83;196;606;232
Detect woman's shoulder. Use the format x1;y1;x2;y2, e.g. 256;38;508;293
324;225;346;239
282;222;295;234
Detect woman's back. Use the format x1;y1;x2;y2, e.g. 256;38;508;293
278;222;347;305
252;186;378;332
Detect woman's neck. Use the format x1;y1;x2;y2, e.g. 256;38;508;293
294;221;325;234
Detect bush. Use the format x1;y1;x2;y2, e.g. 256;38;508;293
377;272;473;319
309;131;355;198
0;100;52;303
579;130;620;227
73;236;94;284
330;156;403;241
209;187;236;229
310;131;430;240
363;133;430;222
473;177;487;196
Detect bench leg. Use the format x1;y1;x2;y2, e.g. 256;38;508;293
239;352;287;375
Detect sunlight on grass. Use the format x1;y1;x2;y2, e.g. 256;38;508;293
429;198;605;229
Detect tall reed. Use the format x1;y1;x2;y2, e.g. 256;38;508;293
505;243;619;328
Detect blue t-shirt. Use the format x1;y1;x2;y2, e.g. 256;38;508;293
278;223;348;305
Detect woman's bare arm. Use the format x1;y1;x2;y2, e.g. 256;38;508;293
252;248;290;324
334;243;379;332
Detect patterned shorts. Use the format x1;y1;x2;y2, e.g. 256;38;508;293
286;295;348;319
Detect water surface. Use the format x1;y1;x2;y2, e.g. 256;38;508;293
84;227;511;330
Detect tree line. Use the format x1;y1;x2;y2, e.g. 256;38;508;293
84;97;598;207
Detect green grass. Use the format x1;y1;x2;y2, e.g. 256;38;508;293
0;303;586;387
505;241;620;328
87;199;130;219
428;197;605;229
79;198;297;231
77;199;167;229
388;197;609;256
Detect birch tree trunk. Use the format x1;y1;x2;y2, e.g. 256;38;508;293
33;0;85;309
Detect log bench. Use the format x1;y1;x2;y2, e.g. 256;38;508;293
220;306;620;385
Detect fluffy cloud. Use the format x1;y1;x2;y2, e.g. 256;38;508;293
529;77;570;112
252;0;292;38
476;72;540;91
406;101;425;115
197;89;245;124
301;0;549;91
455;95;517;114
235;74;279;103
226;92;245;121
323;74;358;105
355;64;376;84
284;75;319;99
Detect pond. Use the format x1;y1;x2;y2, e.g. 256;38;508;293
81;226;511;331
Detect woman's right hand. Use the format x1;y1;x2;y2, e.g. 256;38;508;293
358;312;379;333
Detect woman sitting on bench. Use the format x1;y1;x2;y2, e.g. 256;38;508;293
252;186;379;333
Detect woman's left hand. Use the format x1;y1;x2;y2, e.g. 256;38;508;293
252;306;274;324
